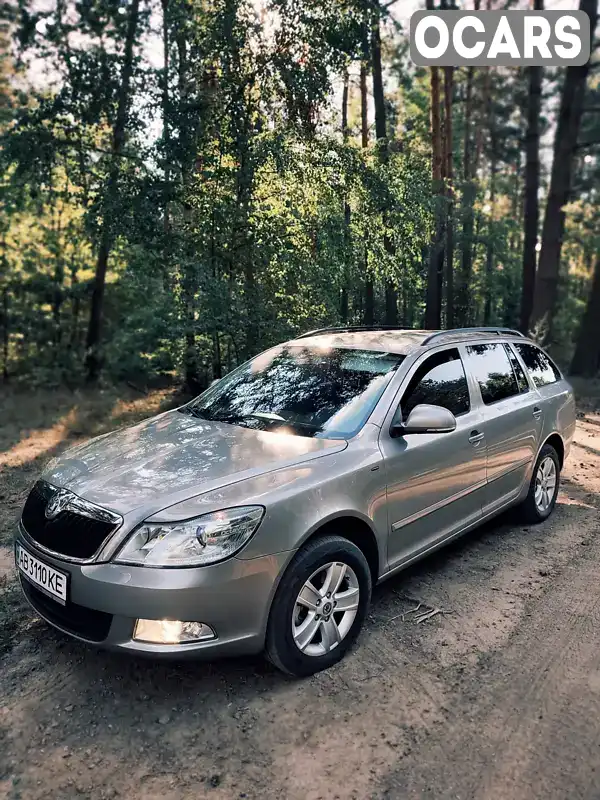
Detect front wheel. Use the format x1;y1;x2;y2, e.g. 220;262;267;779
265;535;372;677
519;443;561;524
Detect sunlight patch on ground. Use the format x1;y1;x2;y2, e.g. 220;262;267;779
0;407;79;470
109;388;179;424
0;386;180;474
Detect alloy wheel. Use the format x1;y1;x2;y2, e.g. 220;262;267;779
534;455;557;513
292;561;360;657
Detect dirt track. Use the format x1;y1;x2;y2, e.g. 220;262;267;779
1;388;600;800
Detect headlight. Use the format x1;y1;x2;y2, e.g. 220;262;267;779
114;506;265;567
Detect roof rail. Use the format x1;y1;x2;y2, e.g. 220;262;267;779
420;327;525;346
296;325;410;339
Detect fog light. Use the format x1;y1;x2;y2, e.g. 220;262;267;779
133;619;216;644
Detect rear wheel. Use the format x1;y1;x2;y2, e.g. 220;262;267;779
519;443;560;524
265;535;372;677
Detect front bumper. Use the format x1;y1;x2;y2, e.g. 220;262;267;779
15;526;292;659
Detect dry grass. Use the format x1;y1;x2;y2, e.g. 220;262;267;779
0;384;184;545
0;384;186;653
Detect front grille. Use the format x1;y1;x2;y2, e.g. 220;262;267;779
21;481;119;560
21;578;113;643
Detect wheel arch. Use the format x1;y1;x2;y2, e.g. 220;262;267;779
540;432;565;469
297;512;382;584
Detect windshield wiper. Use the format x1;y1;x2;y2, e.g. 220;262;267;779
178;406;207;419
243;411;286;423
180;408;320;437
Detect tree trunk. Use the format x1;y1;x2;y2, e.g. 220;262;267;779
176;33;201;391
364;273;375;326
371;0;398;326
232;111;257;359
161;0;171;289
70;262;80;351
483;67;496;326
457;65;475;326
520;0;543;334
425;61;444;329
84;0;140;382
530;0;598;337
456;0;480;326
360;64;368;149
571;253;600;376
341;67;349;138
425;0;444;330
1;286;8;382
341;67;351;324
443;64;454;328
483;153;497;325
52;208;64;346
361;11;374;324
371;7;386;145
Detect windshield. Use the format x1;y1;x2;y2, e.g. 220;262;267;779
184;345;404;439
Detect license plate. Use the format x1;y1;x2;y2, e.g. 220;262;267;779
16;544;68;605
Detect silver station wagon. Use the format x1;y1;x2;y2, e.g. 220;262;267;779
15;326;576;676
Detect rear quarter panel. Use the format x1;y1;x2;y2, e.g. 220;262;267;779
538;378;576;461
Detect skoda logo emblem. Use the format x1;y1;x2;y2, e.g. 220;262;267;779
45;489;71;520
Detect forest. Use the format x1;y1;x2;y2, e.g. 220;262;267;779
0;0;599;393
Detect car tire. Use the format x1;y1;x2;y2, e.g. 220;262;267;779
265;535;372;677
519;443;561;524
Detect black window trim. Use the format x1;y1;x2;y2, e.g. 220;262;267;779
390;345;473;430
503;342;531;395
465;340;522;407
505;341;535;392
512;341;563;387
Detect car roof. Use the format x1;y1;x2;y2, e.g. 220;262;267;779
288;327;529;356
288;330;432;355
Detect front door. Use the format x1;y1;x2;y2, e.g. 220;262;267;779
380;346;487;571
464;341;542;514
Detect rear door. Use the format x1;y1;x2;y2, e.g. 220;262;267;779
463;340;543;515
380;346;487;570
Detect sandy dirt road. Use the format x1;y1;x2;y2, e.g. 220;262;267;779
1;388;599;800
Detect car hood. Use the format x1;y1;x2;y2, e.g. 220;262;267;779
42;410;347;517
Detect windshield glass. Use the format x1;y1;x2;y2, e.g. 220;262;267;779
184;345;404;439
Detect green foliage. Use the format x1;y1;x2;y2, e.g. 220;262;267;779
1;0;599;386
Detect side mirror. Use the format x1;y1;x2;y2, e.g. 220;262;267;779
391;403;457;437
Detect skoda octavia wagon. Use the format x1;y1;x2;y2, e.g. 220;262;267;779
15;326;576;676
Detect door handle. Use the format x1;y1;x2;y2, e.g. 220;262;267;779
532;407;542;420
469;430;485;446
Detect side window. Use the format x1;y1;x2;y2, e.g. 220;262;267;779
504;343;529;393
466;343;520;405
513;343;561;388
401;348;470;419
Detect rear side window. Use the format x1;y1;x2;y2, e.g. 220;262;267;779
466;343;520;405
513;343;561;388
401;348;470;419
504;344;529;393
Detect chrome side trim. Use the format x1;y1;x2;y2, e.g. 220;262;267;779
391;479;487;532
380;491;522;584
390;457;533;533
486;457;532;484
